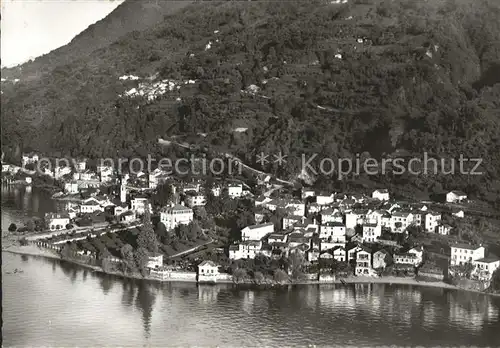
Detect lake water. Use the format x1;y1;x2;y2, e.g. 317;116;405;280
2;185;500;346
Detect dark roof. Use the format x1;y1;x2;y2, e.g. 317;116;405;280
475;255;500;263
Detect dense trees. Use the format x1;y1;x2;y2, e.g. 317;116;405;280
2;0;500;202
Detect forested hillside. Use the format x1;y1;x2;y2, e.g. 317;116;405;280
0;0;192;80
2;0;500;203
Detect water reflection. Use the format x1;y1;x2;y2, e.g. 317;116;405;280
3;252;500;347
198;285;221;305
134;281;156;339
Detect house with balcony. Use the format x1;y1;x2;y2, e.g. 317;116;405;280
130;196;152;215
283;215;304;230
355;246;374;276
331;245;347;262
184;191;206;207
450;243;485;266
347;244;363;262
229;240;263;260
471;256;500;281
316;192;335;206
394;253;419;266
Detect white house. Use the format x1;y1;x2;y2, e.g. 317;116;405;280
331;245;346;262
268;233;288;244
347;245;363;262
345;211;366;229
211;186;221;197
446;191;467;203
160;203;194;230
362;223;381;243
64;182;79;194
390;211;414;233
450;243;485;266
355;247;374;276
241;223;274;241
21;153;39;166
80;199;102;214
452;210;464;218
301;188;316;199
424;211;441;233
45;213;70;231
229;240;262;260
372;189;390;201
437;223;452;235
185;192;206;207
228;183;243;198
198;260;220;282
316;193;335;205
394;253;419;266
320;222;346;242
147;254;163;269
471;256;500;281
408;246;423;265
131;197;151;215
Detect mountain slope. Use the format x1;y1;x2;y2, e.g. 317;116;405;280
2;0;500;203
0;0;193;80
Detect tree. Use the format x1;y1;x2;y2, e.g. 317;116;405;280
134;247;151;276
137;206;159;254
25;220;35;232
152;181;174;206
288;250;306;280
253;271;265;284
120;244;136;274
8;223;17;232
273;269;288;284
491;268;500;292
60;242;77;260
232;268;247;283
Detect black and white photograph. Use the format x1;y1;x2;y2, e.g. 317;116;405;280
1;0;500;346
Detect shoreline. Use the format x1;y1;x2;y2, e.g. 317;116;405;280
4;245;500;297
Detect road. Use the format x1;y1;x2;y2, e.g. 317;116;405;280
167;238;214;259
25;222;142;242
158;137;295;186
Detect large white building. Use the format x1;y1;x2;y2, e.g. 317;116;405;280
320;222;346;242
160;204;194;230
229;240;263;260
241;223;274;241
45;213;70;231
450;243;485;266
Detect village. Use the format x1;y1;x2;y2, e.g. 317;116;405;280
2;152;500;290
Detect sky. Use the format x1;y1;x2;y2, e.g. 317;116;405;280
1;0;124;68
